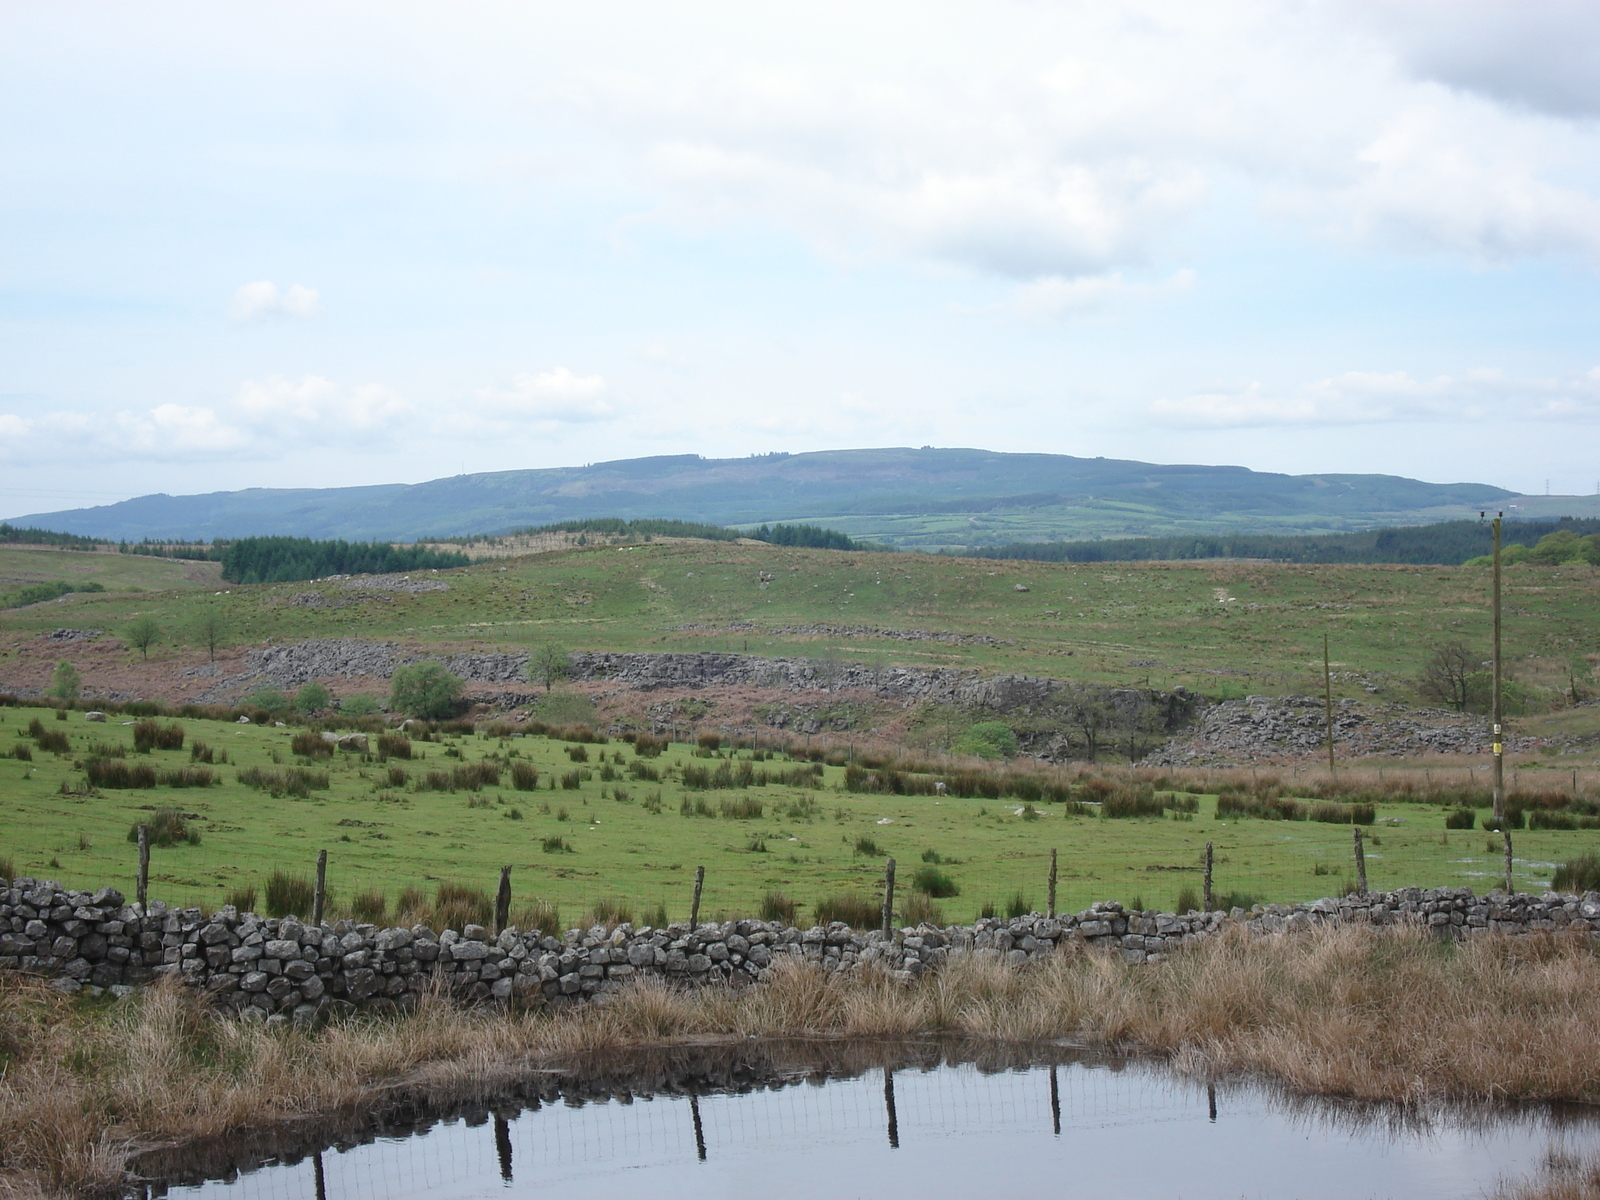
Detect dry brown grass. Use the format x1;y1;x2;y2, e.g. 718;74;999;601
5;925;1600;1198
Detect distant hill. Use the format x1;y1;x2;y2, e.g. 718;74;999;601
9;447;1516;546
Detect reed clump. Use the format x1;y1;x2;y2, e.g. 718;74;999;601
7;926;1600;1199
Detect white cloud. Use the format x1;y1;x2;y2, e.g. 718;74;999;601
517;1;1600;277
1011;268;1196;317
476;368;614;422
229;280;322;321
1151;366;1600;428
231;375;409;431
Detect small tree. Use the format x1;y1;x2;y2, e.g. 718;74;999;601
125;616;160;661
389;661;464;719
49;661;81;703
1062;688;1114;764
1418;641;1481;712
529;643;571;693
194;610;227;663
295;682;331;714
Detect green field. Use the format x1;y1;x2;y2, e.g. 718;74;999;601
2;702;1589;925
2;539;1598;705
0;545;221;596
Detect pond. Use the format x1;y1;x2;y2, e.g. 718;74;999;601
141;1043;1595;1200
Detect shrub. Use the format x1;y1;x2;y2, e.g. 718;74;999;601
245;687;289;715
87;759;156;788
633;733;666;757
585;898;632;929
921;848;943;863
189;740;214;764
1005;892;1031;919
10;743;31;762
760;890;798;925
132;721;184;753
853;835;884;857
513;897;561;934
125;808;196;847
432;882;492;930
567;744;589;763
746;836;768;852
560;770;581;790
812;893;880;928
388;662;465;719
611;786;631;804
719;796;763;819
542;836;573;854
697;733;722;752
33;729;70;755
438;719;475;736
236;766;329;798
1482;809;1526;831
1102;787;1166;819
953;720;1018;759
1553;853;1600;893
291;730;333;759
377;734;413;759
386;765;409;787
264;870;315;918
1312;801;1376;825
48;661;81;703
1174;886;1201;914
395;885;429;919
451;762;500;791
1215;891;1261;911
340;694;383;717
295;683;331;714
1445;808;1478;830
899;893;944;927
511;761;540;790
680;796;714;817
1216;789;1308;821
349;888;387;924
224;884;257;914
630;760;661;782
911;865;960;898
157;767;213;788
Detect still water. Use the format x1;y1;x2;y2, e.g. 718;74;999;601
154;1048;1594;1200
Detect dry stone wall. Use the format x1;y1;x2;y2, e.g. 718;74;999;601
4;876;1595;1025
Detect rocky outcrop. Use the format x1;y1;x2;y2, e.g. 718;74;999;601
4;876;1590;1024
1144;695;1544;766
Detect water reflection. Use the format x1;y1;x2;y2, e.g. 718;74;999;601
137;1041;1600;1200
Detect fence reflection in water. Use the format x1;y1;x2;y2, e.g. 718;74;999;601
164;1060;1591;1200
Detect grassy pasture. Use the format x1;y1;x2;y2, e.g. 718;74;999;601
0;539;1596;706
3;703;1593;926
0;545;221;596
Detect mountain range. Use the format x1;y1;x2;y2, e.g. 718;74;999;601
11;447;1523;547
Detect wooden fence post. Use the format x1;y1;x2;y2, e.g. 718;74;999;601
1047;848;1058;919
136;824;150;911
495;865;512;933
881;857;896;937
1503;830;1514;895
689;865;705;929
1353;827;1367;895
1202;841;1213;912
312;849;327;924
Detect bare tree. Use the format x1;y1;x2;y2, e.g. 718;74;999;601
1118;700;1166;763
194;610;227;663
1061;687;1114;764
124;616;160;661
529;643;571;693
1418;641;1480;712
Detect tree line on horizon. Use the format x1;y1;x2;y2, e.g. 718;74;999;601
959;517;1600;566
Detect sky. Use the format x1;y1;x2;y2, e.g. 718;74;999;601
2;0;1599;519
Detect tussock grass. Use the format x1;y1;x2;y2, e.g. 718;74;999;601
7;925;1600;1199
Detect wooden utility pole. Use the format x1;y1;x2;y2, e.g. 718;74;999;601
1490;511;1506;824
689;865;705;929
881;857;896;936
1323;634;1336;779
312;849;327;924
